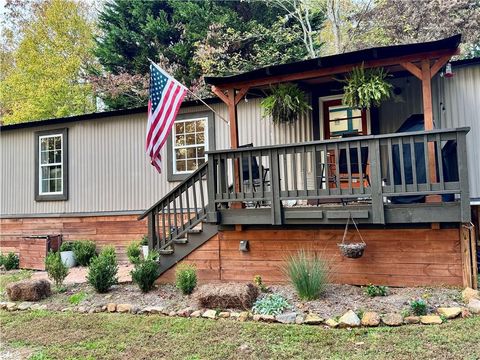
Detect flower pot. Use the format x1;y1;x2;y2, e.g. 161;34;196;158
60;250;76;268
142;245;149;259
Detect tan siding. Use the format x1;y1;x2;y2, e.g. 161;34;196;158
1;99;312;216
433;64;480;201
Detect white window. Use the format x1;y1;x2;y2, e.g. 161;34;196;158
172;117;207;174
39;133;64;194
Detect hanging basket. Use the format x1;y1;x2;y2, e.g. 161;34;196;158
337;216;367;259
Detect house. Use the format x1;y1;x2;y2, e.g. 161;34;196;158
1;35;478;288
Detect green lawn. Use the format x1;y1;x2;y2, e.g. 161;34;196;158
1;311;479;360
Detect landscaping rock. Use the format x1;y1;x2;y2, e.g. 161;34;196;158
77;306;88;313
149;306;164;314
437;307;462;319
295;314;305;324
101;305;107;312
17;302;32;311
404;316;420;324
202;309;217;319
382;313;403;326
169;311;176;316
338;310;360;328
361;312;380;327
230;312;240;319
275;312;297;324
116;304;133;313
304;313;323;325
6;279;51;302
325;318;339;328
253;314;261;321
0;302;8;310
467;299;480;314
177;307;194;317
420;315;442;325
238;311;250;322
259;315;276;323
194;283;258;310
461;308;472;318
6;302;16;311
461;287;479;303
218;311;230;319
190;310;203;318
107;303;116;312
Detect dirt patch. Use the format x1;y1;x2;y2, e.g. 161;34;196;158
270;284;463;318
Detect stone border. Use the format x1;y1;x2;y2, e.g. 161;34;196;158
1;287;478;329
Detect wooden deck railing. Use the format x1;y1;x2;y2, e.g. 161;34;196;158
139;162;208;251
206;127;470;224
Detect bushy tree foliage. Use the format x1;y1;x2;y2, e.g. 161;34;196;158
0;0;97;124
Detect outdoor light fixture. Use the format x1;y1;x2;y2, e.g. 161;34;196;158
441;62;455;78
239;240;249;252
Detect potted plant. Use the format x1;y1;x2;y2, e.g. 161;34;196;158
261;83;312;124
141;235;149;259
60;242;76;268
339;64;392;109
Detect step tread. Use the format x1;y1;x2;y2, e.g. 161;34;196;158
158;249;174;255
187;228;202;234
173;238;188;244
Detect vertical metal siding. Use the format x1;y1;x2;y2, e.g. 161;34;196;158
433;64;480;201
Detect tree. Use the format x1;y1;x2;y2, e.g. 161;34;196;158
0;0;97;124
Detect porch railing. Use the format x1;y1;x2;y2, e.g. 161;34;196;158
206;127;470;224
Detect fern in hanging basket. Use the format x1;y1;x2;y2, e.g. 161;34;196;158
261;83;312;124
340;65;393;109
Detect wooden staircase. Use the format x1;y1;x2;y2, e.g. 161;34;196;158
138;162;217;275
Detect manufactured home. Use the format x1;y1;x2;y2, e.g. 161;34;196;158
1;35;479;287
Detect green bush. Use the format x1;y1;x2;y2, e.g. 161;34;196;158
45;252;69;288
126;241;141;265
284;250;330;301
60;242;74;252
253;275;268;293
69;291;88;305
87;246;118;293
141;235;149;246
1;252;20;271
252;294;290;315
364;284;389;297
131;257;160;293
73;240;97;266
410;298;427;316
175;263;197;295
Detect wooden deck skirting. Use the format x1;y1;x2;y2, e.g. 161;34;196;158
159;226;467;287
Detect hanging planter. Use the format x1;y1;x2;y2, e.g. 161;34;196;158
339;64;393;109
337;215;366;259
261;83;312;124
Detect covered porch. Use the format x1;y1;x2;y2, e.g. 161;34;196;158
204;34;471;226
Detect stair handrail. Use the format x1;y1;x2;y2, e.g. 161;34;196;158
138;161;208;221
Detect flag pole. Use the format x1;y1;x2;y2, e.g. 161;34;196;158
148;58;230;126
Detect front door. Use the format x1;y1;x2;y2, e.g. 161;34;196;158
321;99;369;189
322;99;368;139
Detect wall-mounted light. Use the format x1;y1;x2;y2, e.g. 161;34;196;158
239;240;249;252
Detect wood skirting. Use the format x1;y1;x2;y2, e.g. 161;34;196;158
160;226;467;287
0;215;148;263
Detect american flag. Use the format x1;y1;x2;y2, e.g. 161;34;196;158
146;61;187;172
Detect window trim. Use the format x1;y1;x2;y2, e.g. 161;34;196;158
35;128;69;201
167;111;215;182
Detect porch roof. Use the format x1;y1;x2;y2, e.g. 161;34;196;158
204;34;461;88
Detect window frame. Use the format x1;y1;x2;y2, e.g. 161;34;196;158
167;111;215;182
35;128;69;201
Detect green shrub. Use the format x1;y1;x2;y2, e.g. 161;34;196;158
253;275;268;293
175;263;197;295
284;250;330;300
60;242;74;252
131;258;160;293
252;294;290;315
45;252;69;288
73;240;97;266
141;235;149;246
69;291;88;305
410;298;427;316
126;241;141;265
1;252;19;271
87;246;118;293
364;284;389;297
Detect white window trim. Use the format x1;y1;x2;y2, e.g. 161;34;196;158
172;116;209;175
38;133;64;195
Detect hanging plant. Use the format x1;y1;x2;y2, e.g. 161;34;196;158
261;83;312;124
340;65;393;109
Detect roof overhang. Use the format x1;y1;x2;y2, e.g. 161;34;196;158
205;34;462;90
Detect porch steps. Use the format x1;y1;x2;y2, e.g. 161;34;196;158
156;222;218;275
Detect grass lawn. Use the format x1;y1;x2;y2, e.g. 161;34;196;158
1;310;479;360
